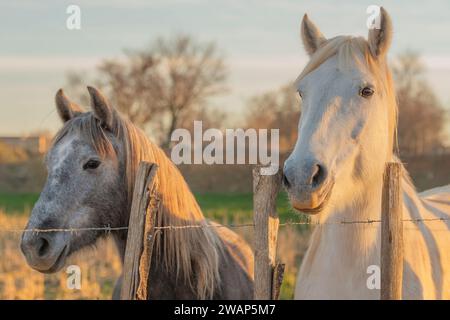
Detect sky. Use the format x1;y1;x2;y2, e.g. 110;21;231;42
1;0;450;136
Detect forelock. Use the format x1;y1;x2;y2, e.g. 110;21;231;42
296;36;380;85
51;112;116;159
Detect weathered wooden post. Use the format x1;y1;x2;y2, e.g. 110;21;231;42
120;162;159;300
380;162;403;300
253;166;284;300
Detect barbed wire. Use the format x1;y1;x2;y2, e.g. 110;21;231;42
0;217;448;234
0;226;129;234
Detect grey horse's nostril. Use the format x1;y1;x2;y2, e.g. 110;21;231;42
311;164;326;188
37;236;51;257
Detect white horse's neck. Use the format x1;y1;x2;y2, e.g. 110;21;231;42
296;157;414;299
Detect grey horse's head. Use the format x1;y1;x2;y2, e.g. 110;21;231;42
21;87;128;273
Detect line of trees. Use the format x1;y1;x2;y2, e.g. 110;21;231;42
68;35;226;148
66;35;448;156
393;52;447;155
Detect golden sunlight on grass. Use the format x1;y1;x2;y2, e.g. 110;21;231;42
0;211;122;300
0;209;310;300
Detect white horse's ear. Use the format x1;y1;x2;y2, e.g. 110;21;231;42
368;7;393;58
301;14;327;56
55;89;84;123
87;86;114;129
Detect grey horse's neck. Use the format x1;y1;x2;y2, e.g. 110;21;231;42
109;120;223;299
109;188;202;299
112;230;202;299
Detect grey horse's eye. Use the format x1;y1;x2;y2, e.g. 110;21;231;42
83;159;101;170
360;86;374;98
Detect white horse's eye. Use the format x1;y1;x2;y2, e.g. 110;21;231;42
298;90;303;99
360;86;375;98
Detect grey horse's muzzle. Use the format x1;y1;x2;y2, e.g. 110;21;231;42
21;227;69;273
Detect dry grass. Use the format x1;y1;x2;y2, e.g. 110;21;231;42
0;211;122;300
276;226;311;299
0;210;310;300
215;213;311;300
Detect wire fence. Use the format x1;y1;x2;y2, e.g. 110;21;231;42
1;217;448;234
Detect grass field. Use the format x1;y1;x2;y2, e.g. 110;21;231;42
0;193;39;214
0;192;310;300
0;192;304;221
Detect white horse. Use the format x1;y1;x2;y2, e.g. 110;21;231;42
283;8;450;299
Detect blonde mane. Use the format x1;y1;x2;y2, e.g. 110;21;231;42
296;35;399;154
53;112;223;299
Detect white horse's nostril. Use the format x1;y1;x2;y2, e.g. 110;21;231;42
310;163;327;188
282;173;292;188
310;165;320;184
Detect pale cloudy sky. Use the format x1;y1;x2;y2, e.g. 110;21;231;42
1;0;450;135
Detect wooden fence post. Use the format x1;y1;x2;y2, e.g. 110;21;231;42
380;162;403;300
120;162;158;300
253;166;284;300
136;190;160;300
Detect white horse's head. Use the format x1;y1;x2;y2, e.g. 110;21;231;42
283;8;397;215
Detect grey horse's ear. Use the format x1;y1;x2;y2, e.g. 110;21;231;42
87;86;114;129
301;14;327;56
368;7;393;58
55;89;84;123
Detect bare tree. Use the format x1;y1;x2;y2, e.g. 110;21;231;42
98;52;163;128
153;35;227;145
393;51;447;155
67;35;227;147
245;84;301;152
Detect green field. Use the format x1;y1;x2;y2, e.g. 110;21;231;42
0;193;40;214
0;191;307;224
196;192;307;223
